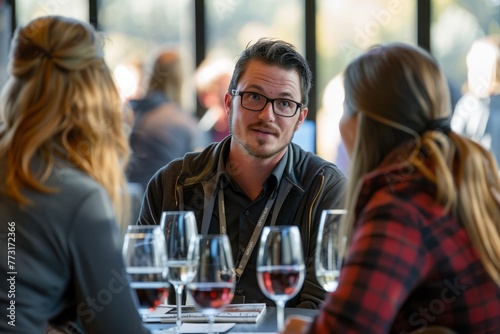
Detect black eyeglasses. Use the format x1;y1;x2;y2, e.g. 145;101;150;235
231;90;303;117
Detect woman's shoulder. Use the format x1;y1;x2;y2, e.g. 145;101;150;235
52;164;106;194
360;163;438;209
289;142;346;179
42;165;113;219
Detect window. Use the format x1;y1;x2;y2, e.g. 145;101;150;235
432;0;500;108
204;0;304;59
16;0;88;24
98;0;195;109
315;0;416;162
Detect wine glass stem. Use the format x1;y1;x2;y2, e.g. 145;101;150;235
175;284;184;328
276;300;286;332
208;314;216;334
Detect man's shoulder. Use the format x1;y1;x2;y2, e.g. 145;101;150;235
157;140;222;179
289;143;341;168
289;143;347;180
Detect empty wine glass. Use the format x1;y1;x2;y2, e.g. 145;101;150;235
122;225;169;316
315;209;347;292
256;225;305;332
187;235;235;334
160;211;199;331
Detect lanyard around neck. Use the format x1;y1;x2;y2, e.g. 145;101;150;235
218;186;278;278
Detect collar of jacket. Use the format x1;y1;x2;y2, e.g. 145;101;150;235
173;136;339;259
174;136;307;224
177;136;303;191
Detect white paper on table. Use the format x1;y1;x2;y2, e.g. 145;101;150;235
160;322;235;333
148;305;176;318
145;303;266;323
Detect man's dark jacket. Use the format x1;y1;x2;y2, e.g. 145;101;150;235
138;136;347;309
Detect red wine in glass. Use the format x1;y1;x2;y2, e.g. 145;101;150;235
256;226;305;332
131;282;169;309
257;265;304;297
188;235;235;333
122;225;168;318
188;282;234;309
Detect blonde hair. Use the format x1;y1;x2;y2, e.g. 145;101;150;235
341;43;500;286
0;15;130;224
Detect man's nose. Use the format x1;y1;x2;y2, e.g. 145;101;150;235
258;100;276;121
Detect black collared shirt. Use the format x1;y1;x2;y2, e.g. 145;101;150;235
207;147;287;303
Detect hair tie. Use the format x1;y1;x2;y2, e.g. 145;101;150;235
425;117;451;134
38;47;53;60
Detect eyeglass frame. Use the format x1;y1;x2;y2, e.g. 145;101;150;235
231;90;304;118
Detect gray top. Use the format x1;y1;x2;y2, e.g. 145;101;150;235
0;162;149;333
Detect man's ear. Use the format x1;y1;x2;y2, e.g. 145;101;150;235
296;107;308;131
224;92;232;116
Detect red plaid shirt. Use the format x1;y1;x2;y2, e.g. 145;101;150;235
308;161;500;334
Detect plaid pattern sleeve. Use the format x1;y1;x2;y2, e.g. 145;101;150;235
306;166;500;334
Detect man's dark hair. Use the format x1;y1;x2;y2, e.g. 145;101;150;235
228;38;312;107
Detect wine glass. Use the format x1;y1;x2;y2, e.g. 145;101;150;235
315;209;347;292
122;225;169;317
160;211;199;331
256;225;305;332
187;235;235;334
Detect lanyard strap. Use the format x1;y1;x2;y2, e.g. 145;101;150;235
218;187;278;278
200;180;217;236
199;174;293;279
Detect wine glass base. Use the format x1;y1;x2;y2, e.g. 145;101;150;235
138;308;150;322
151;325;182;333
150;329;180;334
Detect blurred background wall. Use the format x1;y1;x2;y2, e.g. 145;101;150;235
1;0;499;165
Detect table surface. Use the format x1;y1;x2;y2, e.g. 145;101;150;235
145;307;318;333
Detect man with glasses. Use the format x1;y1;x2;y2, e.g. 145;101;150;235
138;38;347;309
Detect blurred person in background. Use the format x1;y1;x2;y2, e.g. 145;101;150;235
113;57;144;104
316;73;350;174
126;48;208;194
195;56;234;143
283;42;500;333
0;16;150;333
452;35;500;167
